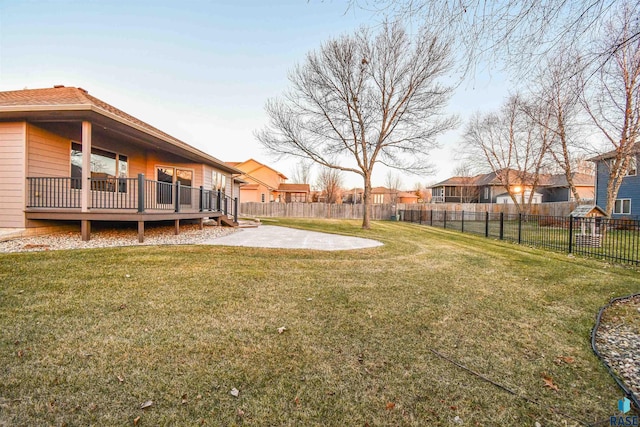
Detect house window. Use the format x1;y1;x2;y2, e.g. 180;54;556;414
484;187;489;199
261;193;265;203
212;171;227;193
627;156;637;176
373;194;384;204
71;142;128;192
156;167;193;205
614;199;631;215
445;187;459;197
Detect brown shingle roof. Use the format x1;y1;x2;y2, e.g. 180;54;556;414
432;169;595;189
398;192;418;198
537;172;594;187
587;143;640;161
0;86;183;144
278;183;310;193
0;86;242;174
430;176;483;187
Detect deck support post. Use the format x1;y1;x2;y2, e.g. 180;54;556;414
81;220;91;241
199;218;204;230
175;219;180;235
138;221;145;243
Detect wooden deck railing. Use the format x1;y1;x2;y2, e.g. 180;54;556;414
26;174;238;221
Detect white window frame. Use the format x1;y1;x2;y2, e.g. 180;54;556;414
614;198;631;215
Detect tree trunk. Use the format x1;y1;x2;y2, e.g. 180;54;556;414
362;177;372;229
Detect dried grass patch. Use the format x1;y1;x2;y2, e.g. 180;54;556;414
1;219;638;425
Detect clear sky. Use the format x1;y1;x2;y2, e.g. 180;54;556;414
0;0;509;189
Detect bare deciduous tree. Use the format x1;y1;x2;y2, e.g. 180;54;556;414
524;48;593;204
256;22;457;228
290;160;313;184
584;5;640;215
348;0;640;77
452;163;479;203
384;171;403;204
412;181;428;202
316;166;344;204
462;95;551;213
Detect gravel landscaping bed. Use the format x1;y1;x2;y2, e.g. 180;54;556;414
0;223;237;253
594;294;640;406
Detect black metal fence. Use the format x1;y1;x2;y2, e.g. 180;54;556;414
398;209;640;265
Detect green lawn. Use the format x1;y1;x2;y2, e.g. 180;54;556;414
1;219;638;426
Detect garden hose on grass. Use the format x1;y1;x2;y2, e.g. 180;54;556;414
591;293;640;412
429;349;590;426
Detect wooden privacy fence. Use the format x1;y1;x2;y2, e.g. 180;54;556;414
240;201;579;219
240;202;394;220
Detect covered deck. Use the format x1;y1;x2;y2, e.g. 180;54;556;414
26;175;237;242
0;86;243;242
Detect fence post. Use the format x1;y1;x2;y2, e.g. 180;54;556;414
499;212;504;240
518;213;522;244
174;181;181;212
568;215;574;254
485;211;489;237
217;190;221;212
430;210;433;226
461;210;465;233
199;186;204;212
137;173;145;213
444;210;447;229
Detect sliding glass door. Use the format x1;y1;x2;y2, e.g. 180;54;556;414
156;167;193;205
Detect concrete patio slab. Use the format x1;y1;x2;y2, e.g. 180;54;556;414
202;225;383;251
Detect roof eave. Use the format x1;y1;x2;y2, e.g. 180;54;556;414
0;103;242;175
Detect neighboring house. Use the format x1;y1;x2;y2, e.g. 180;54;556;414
397;191;419;204
538;173;595;202
311;188;344;203
590;146;640;217
0;86;242;241
343;188;364;204
341;187;419;204
430;176;480;203
372;187;397;204
278;183;311;202
229;159;310;203
496;190;543;205
430;169;594;204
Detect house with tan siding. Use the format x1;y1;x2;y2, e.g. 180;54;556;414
228;159;310;203
0;86;242;241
